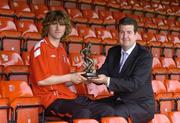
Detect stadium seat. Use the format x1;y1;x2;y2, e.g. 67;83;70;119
77;26;102;54
168;111;180;123
112;11;126;23
0;94;9;123
66;8;87;23
95;27;117;54
30;3;49;20
144;32;162;57
68;53;84;72
21;51;30;65
0;17;21;53
73;118;99;123
48;5;65;11
66;27;83;53
149;113;171;123
0;50;29;82
15;20;41;51
82;9;103;25
0;80;42;123
152;18;168;30
101;116;128;123
0;0;14;17
75;81;112;100
107;0;120;9
164;19;178;32
91;54;106;69
175;57;180;68
9;1;35;20
98;10;116;25
136;32;147;47
152;57;168;81
151;80;174;114
46;121;68;123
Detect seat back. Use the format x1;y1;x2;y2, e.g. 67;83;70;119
168;111;180;123
101;116;128;123
0;50;24;67
0;80;40;123
0;80;33;102
149;113;170;123
73;119;99;123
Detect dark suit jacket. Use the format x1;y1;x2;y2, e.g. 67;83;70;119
97;43;155;123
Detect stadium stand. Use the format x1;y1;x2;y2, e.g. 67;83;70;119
0;0;179;122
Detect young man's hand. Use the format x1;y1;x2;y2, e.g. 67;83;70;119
71;72;87;84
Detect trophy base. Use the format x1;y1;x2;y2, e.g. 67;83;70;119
82;72;98;79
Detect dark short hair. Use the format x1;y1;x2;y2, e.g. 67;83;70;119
41;10;71;40
119;17;138;33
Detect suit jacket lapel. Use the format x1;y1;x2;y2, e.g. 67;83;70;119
120;44;138;74
113;46;121;74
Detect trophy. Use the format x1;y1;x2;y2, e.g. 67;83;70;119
80;43;97;78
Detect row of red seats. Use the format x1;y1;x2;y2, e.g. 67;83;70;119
0;79;132;123
1;79;180;122
0;0;179;32
152;80;180;115
0;80;42;123
1;0;179;20
60;0;179;17
152;57;180;81
1;16;178;55
0;50;179;82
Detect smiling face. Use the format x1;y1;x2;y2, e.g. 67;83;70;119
48;22;66;41
119;25;137;51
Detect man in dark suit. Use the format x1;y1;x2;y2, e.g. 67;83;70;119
91;17;155;123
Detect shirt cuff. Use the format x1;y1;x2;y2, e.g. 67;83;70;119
106;77;110;87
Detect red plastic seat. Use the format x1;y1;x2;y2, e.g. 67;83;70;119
98;10;116;25
91;54;106;69
175;57;180;68
66;27;83;53
152;57;168;81
0;17;21;53
168;111;180;123
73;119;99;123
68;53;84;72
15;20;41;51
9;1;35;20
30;3;49;20
107;0;120;9
0;80;41;123
21;51;30;65
0;51;29;82
0;94;9;123
160;57;180;80
149;113;170;123
101;116;128;123
66;8;87;23
144;32;161;57
112;11;125;23
0;0;14;17
82;9;103;25
152;18;168;30
48;5;65;11
155;33;174;58
152;80;174;114
95;27;117;54
77;26;102;54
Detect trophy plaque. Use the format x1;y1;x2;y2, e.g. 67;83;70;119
80;43;97;78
